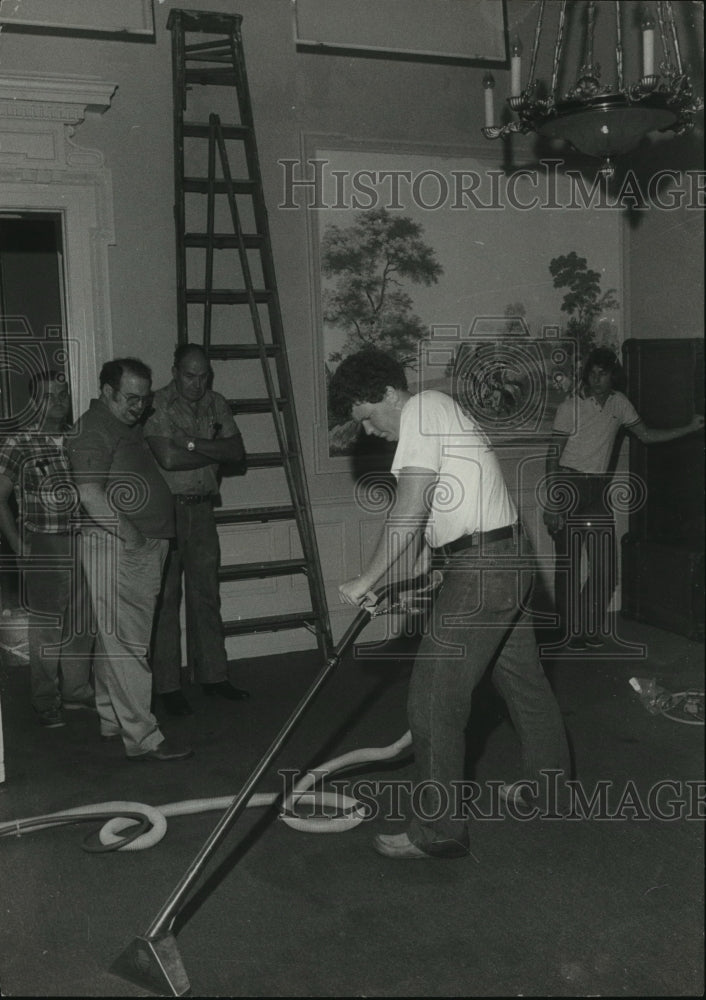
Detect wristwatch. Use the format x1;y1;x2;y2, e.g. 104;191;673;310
186;439;196;452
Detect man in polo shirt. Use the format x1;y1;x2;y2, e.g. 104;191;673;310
330;348;569;860
145;343;248;716
0;371;93;728
545;347;704;650
68;358;192;761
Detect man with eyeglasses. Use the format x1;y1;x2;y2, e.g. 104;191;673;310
0;370;94;728
67;358;192;761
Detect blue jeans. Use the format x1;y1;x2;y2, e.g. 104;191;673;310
407;533;570;850
151;501;228;693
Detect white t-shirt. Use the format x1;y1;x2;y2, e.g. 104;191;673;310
553;391;640;474
390;390;516;548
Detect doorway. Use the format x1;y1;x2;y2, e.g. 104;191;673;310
0;212;69;426
0;212;70;611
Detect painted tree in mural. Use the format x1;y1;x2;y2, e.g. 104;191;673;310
549;251;619;361
321;208;443;371
503;301;529;335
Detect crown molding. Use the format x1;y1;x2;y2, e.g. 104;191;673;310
0;73;117;124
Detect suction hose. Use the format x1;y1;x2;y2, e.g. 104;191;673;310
0;729;413;852
0;577;435;852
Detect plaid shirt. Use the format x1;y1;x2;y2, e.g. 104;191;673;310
0;430;79;533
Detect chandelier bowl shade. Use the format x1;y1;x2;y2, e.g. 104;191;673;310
536;93;680;158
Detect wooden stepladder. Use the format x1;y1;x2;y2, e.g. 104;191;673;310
168;7;331;661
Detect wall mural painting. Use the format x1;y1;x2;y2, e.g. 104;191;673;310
304;143;624;468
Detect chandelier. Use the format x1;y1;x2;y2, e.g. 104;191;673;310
481;0;704;177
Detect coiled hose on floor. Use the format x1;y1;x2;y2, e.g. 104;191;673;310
0;730;414;851
0;578;435;853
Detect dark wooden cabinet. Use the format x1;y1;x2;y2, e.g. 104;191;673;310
621;338;704;639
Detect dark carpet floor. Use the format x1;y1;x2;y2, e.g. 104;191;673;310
0;614;703;997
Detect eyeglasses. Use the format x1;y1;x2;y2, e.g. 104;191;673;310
116;390;152;408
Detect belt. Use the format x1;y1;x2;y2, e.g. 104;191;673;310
435;523;516;555
173;494;213;505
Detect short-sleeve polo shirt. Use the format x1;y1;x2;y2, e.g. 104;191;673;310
67;399;175;539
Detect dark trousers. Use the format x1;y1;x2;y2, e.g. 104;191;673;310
150;500;228;694
407;532;570;850
23;531;94;712
551;472;617;642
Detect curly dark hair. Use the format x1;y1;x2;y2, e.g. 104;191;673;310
99;358;152;391
580;347;626;392
328;349;408;425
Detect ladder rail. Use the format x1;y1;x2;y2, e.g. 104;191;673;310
171;19;188;341
202;116;218;350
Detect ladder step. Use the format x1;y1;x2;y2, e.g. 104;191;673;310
185;289;272;305
184;39;233;55
214;505;296;525
169;10;241;33
183;123;251;140
206;344;280;360
185;233;264;250
183;178;256;195
219;558;308;582
230;397;286;413
223;612;322;637
185;68;238;86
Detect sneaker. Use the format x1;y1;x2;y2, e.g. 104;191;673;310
38;708;66;728
373;831;469;859
498;782;531;806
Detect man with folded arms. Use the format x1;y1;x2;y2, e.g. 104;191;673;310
145;343;249;716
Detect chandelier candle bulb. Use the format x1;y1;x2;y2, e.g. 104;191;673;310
642;13;655;78
483;72;495;127
510;36;523;97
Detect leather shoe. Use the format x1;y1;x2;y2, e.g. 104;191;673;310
202;680;250;701
128;739;194;762
158;690;194;716
373;832;469;860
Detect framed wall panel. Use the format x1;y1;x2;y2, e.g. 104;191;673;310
301;135;624;473
293;0;508;65
0;0;154;38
